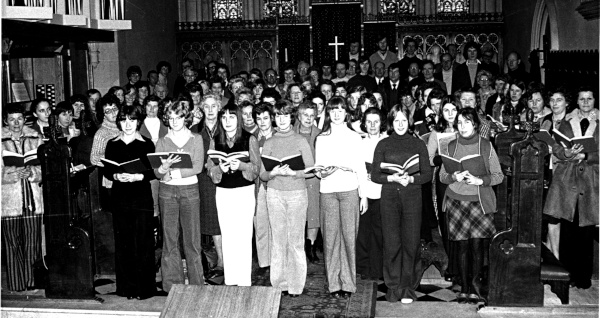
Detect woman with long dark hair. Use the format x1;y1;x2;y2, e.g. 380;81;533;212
356;107;387;281
439;107;503;304
314;96;368;299
207;103;260;286
104;105;157;299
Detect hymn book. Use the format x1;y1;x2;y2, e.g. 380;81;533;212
380;154;420;175
304;165;354;173
533;129;556;146
101;158;148;174
552;129;597;152
207;150;250;165
261;154;305;171
147;152;193;169
441;154;487;176
2;149;39;167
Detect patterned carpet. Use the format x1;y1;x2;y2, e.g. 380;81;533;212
252;256;377;318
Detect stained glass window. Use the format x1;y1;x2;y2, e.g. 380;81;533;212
437;0;469;13
380;0;415;15
213;0;242;20
264;0;297;18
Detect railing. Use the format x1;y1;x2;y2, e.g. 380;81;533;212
2;0;131;30
363;12;503;23
178;19;278;32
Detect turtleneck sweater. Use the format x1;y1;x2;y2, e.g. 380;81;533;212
259;129;314;191
371;131;432;190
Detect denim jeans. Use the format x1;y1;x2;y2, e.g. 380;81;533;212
267;188;308;294
320;190;359;293
159;183;204;292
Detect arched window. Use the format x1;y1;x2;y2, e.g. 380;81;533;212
437;0;469;13
380;0;416;15
213;0;242;20
264;0;298;18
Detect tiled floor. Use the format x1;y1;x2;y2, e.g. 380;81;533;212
375;279;460;302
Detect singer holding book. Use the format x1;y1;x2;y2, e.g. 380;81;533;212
207;103;260;286
1;104;44;292
371;104;432;304
259;100;314;297
543;87;598;289
154;99;205;292
356;107;387;281
438;107;503;304
103;105;158;300
314;96;368;299
426;98;459;281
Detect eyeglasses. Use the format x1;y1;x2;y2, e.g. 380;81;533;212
104;107;118;115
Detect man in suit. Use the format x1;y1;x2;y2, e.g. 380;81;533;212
373;61;387;89
210;78;229;107
383;62;402;108
452;42;483;93
400;62;422;88
398;38;422;79
480;49;500;76
348;40;361;62
421;60;447;94
434;53;455;94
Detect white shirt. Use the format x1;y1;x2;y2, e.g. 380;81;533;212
362;133;387;199
144;117;161;144
315;125;368;197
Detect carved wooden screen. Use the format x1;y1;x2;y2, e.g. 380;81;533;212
278;25;310;71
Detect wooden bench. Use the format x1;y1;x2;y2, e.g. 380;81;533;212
541;244;570;305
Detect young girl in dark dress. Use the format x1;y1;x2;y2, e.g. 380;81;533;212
104;105;157;299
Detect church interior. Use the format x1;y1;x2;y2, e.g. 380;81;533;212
1;0;599;317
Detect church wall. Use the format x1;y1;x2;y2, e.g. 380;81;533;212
552;0;599;51
501;0;538;72
117;0;179;92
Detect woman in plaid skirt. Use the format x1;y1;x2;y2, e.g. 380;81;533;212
439;107;503;304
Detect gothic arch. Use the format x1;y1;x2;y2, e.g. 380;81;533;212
531;0;559;51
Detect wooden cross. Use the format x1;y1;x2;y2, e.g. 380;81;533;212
328;36;344;61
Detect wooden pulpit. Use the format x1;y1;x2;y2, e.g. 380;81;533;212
488;111;549;306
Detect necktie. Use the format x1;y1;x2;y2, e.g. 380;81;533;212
581;118;590;134
392;84;396;91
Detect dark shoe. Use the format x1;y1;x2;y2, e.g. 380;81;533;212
330;291;342;298
457;293;468;304
311;244;320;263
574;279;592;289
127;296;135;300
281;291;289;297
256;266;270;276
207;266;224;279
467;293;480;304
289;293;300;298
155;290;168;297
341;291;351;299
305;239;314;263
136;294;154;300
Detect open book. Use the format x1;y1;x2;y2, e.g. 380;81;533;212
2;149;39;167
435;132;456;155
380;154;420;175
553;129;597;153
101;158;149;174
207;150;250;165
487;114;507;130
441;154;487;176
533;129;556;146
261;154;305;171
147;152;193;169
304;165;354;174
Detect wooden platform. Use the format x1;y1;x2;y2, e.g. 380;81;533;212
160;284;281;318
